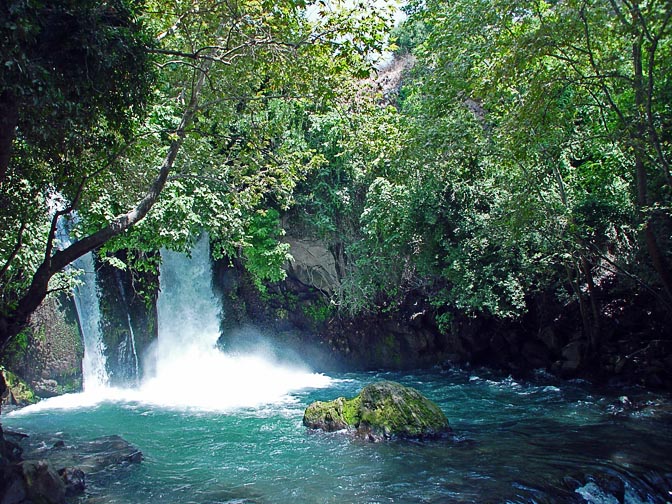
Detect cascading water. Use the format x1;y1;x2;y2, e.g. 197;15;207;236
139;233;331;410
156;233;222;352
23;232;329;413
56;215;109;391
71;252;109;391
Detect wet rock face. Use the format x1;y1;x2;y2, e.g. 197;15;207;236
20;460;67;504
0;433;142;504
0;460;67;504
283;238;339;295
1;369;37;407
304;381;451;441
96;255;159;388
58;466;85;496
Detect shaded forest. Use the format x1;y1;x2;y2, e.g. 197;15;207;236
1;0;671;386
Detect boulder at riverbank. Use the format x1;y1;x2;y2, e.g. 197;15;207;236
0;430;143;504
303;381;450;441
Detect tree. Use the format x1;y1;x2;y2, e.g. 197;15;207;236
287;0;671;349
0;0;393;349
398;0;672;335
1;0;155;345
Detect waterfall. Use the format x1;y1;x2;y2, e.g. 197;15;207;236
28;230;330;412
138;233;331;411
156;234;222;353
56;215;109;391
71;252;109;390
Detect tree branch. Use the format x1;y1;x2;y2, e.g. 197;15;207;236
1;56;214;348
0;221;27;282
644;8;672;188
579;4;628;126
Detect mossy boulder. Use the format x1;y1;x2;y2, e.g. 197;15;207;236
303;381;450;441
0;368;37;407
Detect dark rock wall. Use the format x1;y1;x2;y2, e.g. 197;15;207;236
213;238;672;389
96;254;158;387
1;295;83;399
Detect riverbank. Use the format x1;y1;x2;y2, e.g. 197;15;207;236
3;366;672;503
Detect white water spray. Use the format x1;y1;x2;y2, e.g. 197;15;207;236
139;233;331;411
13;233;331;414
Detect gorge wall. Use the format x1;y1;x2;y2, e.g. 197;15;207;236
3;233;671;403
95;255;158;387
1;296;82;401
215;235;672;389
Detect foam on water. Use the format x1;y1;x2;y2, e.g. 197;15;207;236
9;353;331;416
137;347;332;411
10;233;331;416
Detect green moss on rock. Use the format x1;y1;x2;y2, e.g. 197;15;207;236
303;397;352;432
0;368;38;406
303;381;450;441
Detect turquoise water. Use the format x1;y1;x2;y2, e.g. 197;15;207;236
5;367;672;503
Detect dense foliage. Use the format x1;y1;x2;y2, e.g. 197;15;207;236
287;0;672;350
1;0;670;361
0;0;393;347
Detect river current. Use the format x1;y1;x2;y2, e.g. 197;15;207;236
5;366;672;504
6;235;670;503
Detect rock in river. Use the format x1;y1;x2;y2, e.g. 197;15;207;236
303;381;450;441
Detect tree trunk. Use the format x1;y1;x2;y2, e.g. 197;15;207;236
0;90;19;183
0;59;212;351
580;256;601;352
566;263;593;348
632;36;672;303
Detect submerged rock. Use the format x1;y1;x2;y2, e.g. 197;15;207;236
0;433;142;504
31;434;144;474
303;381;450;441
58;466;86;496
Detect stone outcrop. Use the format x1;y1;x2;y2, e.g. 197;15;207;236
1;296;83;400
0;368;36;407
0;431;142;504
214;239;672;388
284;238;339;295
303;381;451;441
95;253;159;387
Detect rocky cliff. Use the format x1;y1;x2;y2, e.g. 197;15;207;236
214;235;672;389
1;295;83;401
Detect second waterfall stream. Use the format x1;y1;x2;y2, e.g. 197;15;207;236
23;234;331;413
140;233;332;410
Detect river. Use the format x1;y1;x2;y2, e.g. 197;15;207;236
5;366;672;503
4;234;670;503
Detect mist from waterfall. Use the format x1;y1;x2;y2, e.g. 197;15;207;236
25;232;330;413
138;233;331;411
